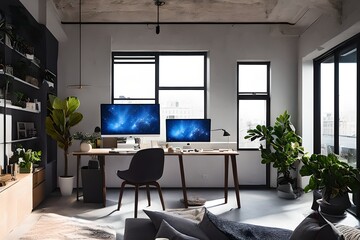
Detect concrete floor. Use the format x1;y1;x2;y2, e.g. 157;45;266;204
5;188;360;239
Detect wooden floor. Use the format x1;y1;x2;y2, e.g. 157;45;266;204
5;188;360;239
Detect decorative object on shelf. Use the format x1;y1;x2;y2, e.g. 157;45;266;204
25;75;39;87
9;145;41;173
244;110;305;199
45;95;83;196
300;153;360;215
5;65;13;75
44;70;55;88
11;91;27;108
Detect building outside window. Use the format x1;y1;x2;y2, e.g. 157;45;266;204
112;52;207;140
237;62;270;150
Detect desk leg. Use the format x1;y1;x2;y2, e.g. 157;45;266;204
178;155;188;208
76;155;81;201
98;156;106;207
224;155;229;203
231;155;241;208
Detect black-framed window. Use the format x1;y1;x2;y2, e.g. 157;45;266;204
112;52;207;139
237;62;270;150
314;33;360;217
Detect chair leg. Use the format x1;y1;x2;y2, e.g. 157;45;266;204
154;182;165;210
146;184;151;206
134;185;139;218
117;181;127;211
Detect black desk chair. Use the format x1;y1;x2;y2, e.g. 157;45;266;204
116;148;166;218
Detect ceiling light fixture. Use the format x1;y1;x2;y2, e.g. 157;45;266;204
154;0;165;34
68;0;90;89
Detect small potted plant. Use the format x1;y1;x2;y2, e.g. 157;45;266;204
73;131;97;152
9;145;41;173
244;110;305;199
300;153;360;215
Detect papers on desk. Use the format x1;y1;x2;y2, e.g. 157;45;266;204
109;148;138;153
182;148;232;153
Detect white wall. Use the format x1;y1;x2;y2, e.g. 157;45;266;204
58;24;299;187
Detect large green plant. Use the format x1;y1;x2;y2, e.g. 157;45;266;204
45;95;83;177
300;153;360;201
244;110;304;185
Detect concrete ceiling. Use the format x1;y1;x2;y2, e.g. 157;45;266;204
51;0;341;33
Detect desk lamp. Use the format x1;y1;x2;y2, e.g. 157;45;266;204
212;129;231;150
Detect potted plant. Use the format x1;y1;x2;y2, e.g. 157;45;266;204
9;145;41;173
300;153;360;215
45;95;83;196
73;131;98;152
244;110;305;198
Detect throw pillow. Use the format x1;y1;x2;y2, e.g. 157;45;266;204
290;212;344;240
198;209;228;240
143;210;210;240
336;225;360;240
203;209;292;240
156;220;200;240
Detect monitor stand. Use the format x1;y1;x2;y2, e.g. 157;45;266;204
126;136;136;145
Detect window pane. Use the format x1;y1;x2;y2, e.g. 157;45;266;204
159;55;204;87
238;100;267;148
238;64;267;92
159;90;204;140
339;47;357;167
320;56;335;155
113;63;155;99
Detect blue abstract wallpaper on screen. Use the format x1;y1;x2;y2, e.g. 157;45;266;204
101;104;160;135
166;119;211;142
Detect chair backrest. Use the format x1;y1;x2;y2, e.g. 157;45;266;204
128;148;165;182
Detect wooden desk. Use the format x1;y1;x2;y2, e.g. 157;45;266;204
72;149;241;208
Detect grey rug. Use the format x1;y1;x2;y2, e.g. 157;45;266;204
20;213;116;240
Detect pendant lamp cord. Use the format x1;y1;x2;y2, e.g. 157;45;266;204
155;0;164;34
79;0;82;88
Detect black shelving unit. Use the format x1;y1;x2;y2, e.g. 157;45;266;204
0;0;58;208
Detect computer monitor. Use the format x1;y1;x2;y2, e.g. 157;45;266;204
166;119;211;142
100;104;160;143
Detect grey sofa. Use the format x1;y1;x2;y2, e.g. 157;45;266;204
124;208;360;240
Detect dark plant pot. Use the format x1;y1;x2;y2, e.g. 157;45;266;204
277;182;298;199
318;192;351;216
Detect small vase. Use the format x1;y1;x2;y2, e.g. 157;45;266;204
80;142;92;152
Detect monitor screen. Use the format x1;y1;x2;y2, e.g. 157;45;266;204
166;119;211;142
101;104;160;137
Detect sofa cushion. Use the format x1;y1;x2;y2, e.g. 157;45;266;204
203;209;293;240
144;210;210;240
198;209;228;240
290;212;344;240
124;218;157;240
156;220;200;240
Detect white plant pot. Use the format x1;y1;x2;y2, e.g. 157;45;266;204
80;142;92;152
58;176;74;196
